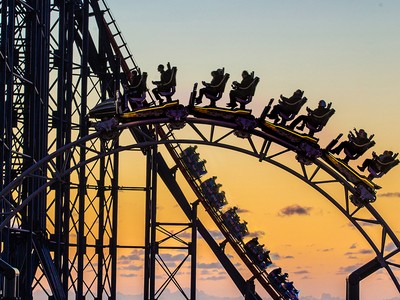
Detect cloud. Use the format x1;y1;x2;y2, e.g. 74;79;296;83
201;275;226;281
319;248;334;252
377;192;400;198
337;263;362;275
120;272;138;278
120;264;142;271
301;293;344;300
159;253;187;262
344;248;373;257
349;243;357;249
208;230;225;240
246;230;266;238
197;262;222;269
271;253;281;260
294;269;309;275
119;250;142;261
278;204;312;216
358;248;373;254
385;242;397;252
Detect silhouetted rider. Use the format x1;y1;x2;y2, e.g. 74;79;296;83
358;150;399;179
289;99;334;131
195;69;224;105
226;70;253;109
267;89;307;121
331;128;375;161
152;64;172;104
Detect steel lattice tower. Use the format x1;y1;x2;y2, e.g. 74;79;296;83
0;1;141;299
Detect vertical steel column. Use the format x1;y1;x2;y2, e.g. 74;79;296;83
21;1;50;298
144;148;151;300
77;0;89;298
150;140;158;300
51;0;74;294
110;148;119;300
0;0;12;188
143;125;158;300
96;147;106;298
0;0;15;295
191;201;199;300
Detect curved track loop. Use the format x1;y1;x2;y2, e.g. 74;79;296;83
1;117;399;296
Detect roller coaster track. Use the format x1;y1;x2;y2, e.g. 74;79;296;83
1;116;399;299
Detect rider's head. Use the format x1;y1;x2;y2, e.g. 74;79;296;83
319;100;327;108
157;64;164;72
359;129;367;138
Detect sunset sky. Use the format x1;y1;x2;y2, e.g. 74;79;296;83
101;1;400;299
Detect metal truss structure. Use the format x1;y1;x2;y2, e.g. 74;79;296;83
0;1;399;300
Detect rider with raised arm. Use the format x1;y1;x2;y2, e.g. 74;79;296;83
288;99;334;131
331;128;375;159
357;150;399;179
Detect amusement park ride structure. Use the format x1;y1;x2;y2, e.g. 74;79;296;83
0;1;399;300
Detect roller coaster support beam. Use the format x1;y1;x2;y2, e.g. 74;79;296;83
191;200;200;300
143;143;158;300
346;257;381;300
0;259;20;299
156;153;262;300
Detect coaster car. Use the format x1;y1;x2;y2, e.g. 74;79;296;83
281;281;299;300
244;238;272;270
203;71;231;108
87;98;119;120
267;268;299;300
343;140;375;162
268;268;288;287
200;177;228;209
258;117;322;165
180;146;207;179
124;72;148;110
359;151;399;180
258;116;319;145
188;83;254;121
323;152;381;190
303;107;335;137
221;207;248;240
234;74;260;110
327;130;375;163
261;94;307;126
158;65;177;102
88;96;187;128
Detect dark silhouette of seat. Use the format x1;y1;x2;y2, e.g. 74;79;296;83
359;151;399;180
305;108;335;136
277;97;307;124
342;139;375;163
204;73;230;107
235;73;259;109
125;72;148;110
158;64;177;102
